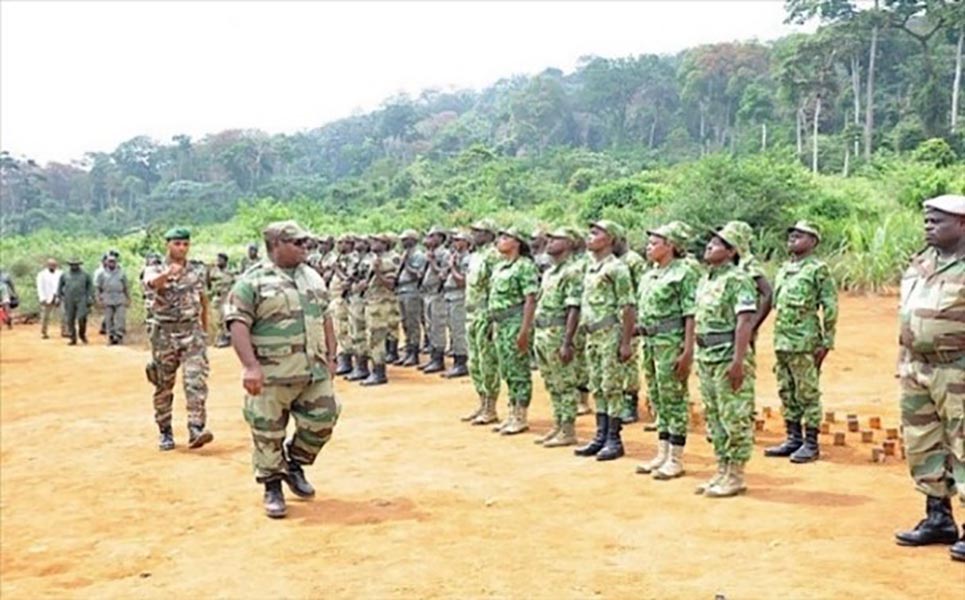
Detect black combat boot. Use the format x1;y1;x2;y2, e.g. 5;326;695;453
621;391;639;424
417;349;434;371
263;479;287;519
361;362;388;386
790;426;820;463
385;339;400;364
596;416;625;461
188;424;213;449
345;356;370;381
400;345;420;367
422;350;445;374
951;526;965;561
335;353;353;376
574;413;608;457
895;496;959;546
283;441;316;498
442;354;469;378
158;426;175;451
764;420;803;457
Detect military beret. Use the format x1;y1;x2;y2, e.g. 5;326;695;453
787;220;821;242
164;227;191;241
470;218;497;233
923;194;965;216
499;226;531;245
589;219;625;242
262;220;311;242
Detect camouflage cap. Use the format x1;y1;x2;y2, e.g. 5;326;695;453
164;227;191;241
589;219;625;242
499;226;531;245
426;225;449;240
713;221;753;256
262;220;311;242
787;220;821;242
400;229;420;241
647;221;691;251
923;194;965;216
470;218;497;233
336;232;355;243
546;226;574;240
451;229;472;242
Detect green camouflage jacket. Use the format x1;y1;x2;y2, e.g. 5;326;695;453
637;258;700;345
489;256;539;317
143;259;206;324
466;244;499;316
536;255;583;327
773;255;838;352
695;263;757;363
581;253;634;329
899;247;965;354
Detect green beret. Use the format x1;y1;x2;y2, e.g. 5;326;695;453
164;227;191;241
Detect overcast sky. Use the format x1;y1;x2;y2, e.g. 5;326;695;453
1;1;813;165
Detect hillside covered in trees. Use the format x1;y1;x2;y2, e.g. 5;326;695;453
1;0;964;240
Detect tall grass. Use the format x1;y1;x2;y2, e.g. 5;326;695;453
827;211;922;293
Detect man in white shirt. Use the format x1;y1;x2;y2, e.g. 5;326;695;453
36;258;63;339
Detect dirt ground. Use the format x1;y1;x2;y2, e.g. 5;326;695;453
0;295;962;599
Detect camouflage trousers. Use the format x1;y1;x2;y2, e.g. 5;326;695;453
573;327;588;391
398;293;423;349
348;294;367;356
774;351;822;428
445;295;468;356
150;324;209;429
642;340;690;436
366;298;394;365
698;357;755;465
621;340;641;392
467;312;500;400
535;326;579;423
899;357;965;501
243;377;341;483
585;324;624;417
494;316;532;407
212;294;229;342
332;295;352;354
387;294;401;345
423;293;447;352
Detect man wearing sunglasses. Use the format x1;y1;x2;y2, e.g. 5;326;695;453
143;227;213;452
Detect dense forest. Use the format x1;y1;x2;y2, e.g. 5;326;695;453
2;0;963;238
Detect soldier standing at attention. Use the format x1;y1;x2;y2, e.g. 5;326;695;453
634;222;699;479
894;195;965;561
533;227;583;447
96;254;130;345
694;222;757;497
344;236;372;382
574;221;636;461
465;220;503;425
240;243;260;273
36;258;63;340
225;220;340;519
488;228;539;435
57;259;94;345
383;233;403;365
570;233;593;416
143;227;213;452
359;234;399;386
396;230;425;367
331;235;357;375
419;227;450;374
616;235;648;424
441;231;471;378
764;221;838;464
207;252;236;348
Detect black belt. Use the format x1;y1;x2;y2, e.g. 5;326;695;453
535;314;568;329
155;321;198;332
490;304;524;323
696;331;734;348
584;314;618;333
641;316;685;336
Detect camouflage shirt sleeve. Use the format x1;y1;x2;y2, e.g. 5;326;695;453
563;262;583;308
612;261;634;308
225;276;257;328
679;262;700;318
518;259;540;298
816;261;838;349
733;273;758;315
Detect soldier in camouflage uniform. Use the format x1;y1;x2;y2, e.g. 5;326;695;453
420;227;450;373
359;234;400;386
142;227;213;451
488;227;539;435
344;236;372;381
465;220;502;425
240;243;260;274
441;231;471;378
894;195;965;561
617;236;648;424
383;233;402;364
139;253;162;330
207;252;236;347
764;221;838;464
694;222;758;497
533;227;584;447
634;222;699;479
531;228;553;276
226;220;340;519
574;220;636;461
331;235;357;375
570;235;592;416
396;229;426;367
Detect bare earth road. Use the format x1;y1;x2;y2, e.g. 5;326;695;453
1;295;962;599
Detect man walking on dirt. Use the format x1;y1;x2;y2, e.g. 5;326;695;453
894;194;965;562
36;258;63;339
143;227;213;452
225;220;340;519
57;259;94;345
96;255;130;345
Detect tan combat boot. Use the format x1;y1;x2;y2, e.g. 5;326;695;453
705;462;747;498
653;443;685;480
461;396;485;422
635;439;669;474
543;421;577;447
492;404;516;433
534;420;561;444
577;391;592;416
694;461;726;495
471;397;499;426
503;405;529;435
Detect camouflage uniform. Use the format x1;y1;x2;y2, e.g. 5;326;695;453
225;257;340;483
347;248;371;367
467;238;502;423
396;242;426;358
331;246;357;355
489;252;539;421
364;246;400;370
207;263;236;345
143;258;210;433
620;248;648;419
570;251;591;411
442;247;470;359
421;243;450;367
